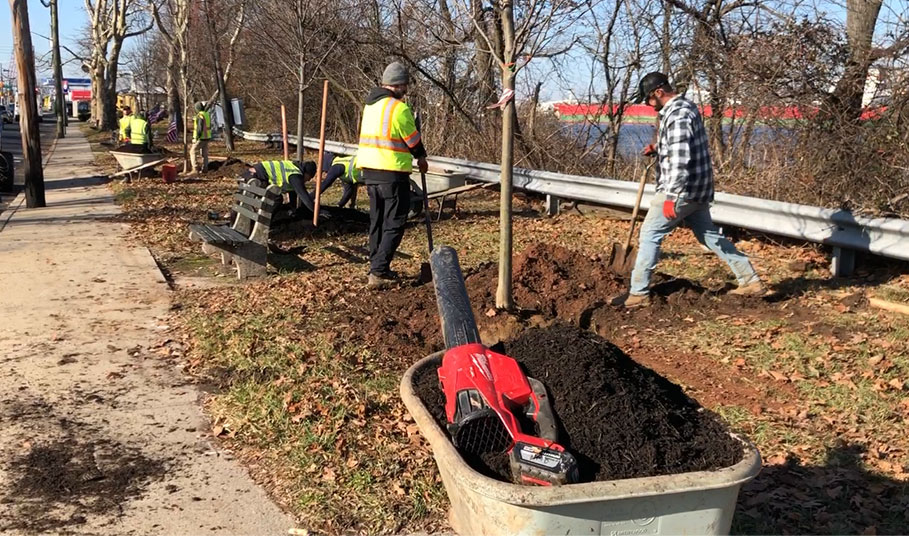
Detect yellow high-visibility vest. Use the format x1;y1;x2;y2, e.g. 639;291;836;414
119;115;132;141
194;110;212;141
129;117;148;145
262;160;301;191
356;96;420;172
332;155;361;184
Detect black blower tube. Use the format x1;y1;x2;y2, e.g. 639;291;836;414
430;246;481;350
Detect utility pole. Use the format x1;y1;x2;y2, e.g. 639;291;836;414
9;0;46;208
48;0;65;137
40;0;65;137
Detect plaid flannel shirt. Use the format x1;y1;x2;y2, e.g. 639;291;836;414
655;96;714;203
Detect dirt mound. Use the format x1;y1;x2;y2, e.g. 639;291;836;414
338;244;626;359
207;158;249;179
413;324;743;483
338;242;774;368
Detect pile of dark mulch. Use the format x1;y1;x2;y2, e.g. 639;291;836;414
413;324;743;483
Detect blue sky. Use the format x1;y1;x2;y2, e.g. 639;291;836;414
0;1;88;80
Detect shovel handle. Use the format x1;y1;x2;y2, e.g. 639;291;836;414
420;170;434;253
622;161;655;250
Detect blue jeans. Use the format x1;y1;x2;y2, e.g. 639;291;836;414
630;193;759;295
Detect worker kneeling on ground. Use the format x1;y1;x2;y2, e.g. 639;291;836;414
617;72;767;309
122;110;153;153
357;61;429;290
319;151;361;209
243;160;319;219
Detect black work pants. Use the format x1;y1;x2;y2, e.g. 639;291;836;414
367;182;410;276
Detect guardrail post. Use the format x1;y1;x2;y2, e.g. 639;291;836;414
545;194;561;217
831;247;856;277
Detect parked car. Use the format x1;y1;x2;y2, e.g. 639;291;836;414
0;104;12;124
76;101;91;121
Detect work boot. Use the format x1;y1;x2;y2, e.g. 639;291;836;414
729;280;768;297
367;273;396;290
622;293;651;309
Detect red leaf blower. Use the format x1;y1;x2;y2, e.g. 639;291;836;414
430;246;578;486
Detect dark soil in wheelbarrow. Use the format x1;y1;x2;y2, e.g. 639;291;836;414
413;323;744;483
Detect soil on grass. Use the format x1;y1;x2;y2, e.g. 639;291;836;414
1;430;167;533
206;157;247;178
339;242;777;364
413;324;744;482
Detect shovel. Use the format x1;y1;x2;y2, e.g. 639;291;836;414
417;169;435;283
609;160;655;275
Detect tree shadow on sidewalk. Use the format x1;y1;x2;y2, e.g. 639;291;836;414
43;175;109;191
733;443;909;534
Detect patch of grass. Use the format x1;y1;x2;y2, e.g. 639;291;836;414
113;186;137;204
180;294;446;534
874;284;909;304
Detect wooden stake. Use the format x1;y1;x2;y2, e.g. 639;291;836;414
281;104;289;160
312;79;329;226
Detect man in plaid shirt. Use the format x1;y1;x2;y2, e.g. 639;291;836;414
620;72;766;308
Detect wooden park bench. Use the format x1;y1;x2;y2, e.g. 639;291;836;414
188;180;281;279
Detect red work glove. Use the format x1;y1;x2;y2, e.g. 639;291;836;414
643;143;656;157
662;198;677;219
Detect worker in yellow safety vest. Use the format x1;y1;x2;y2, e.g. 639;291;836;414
242;160;319;219
318;152;362;209
124;110;152;153
191;102;212;174
357;61;428;289
118;106;132;143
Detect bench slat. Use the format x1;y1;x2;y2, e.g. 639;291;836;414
239;182;268;197
234;193;276;211
189;224;249;245
234;205;272;226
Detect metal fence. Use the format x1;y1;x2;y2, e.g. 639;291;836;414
235;128;909;270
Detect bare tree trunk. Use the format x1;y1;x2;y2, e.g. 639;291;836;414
203;0;234;151
181;44;190;172
496;0;516;311
471;0;497;109
166;47;181;126
10;0;45;207
830;0;883;119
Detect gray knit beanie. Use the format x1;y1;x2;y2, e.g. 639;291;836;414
381;62;410;86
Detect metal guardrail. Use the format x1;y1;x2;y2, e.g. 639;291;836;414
235;128;909;263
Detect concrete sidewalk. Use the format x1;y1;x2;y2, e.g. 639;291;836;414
0;129;294;535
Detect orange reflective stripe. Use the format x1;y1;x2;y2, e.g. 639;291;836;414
358;143;410;154
403;129;422;148
359;135;408;150
358;136;410;153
